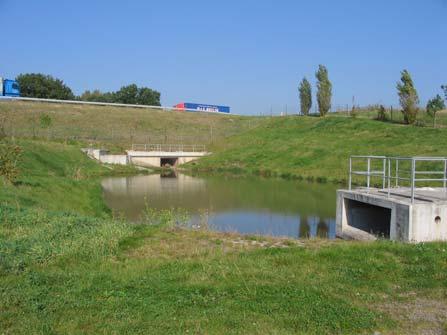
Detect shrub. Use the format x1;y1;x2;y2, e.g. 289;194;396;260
377;105;387;121
0;141;22;184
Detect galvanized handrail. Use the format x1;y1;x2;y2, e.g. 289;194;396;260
131;144;206;152
349;155;447;203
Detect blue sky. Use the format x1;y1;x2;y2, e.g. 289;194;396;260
1;0;446;115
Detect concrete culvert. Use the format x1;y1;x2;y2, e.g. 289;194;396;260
344;199;391;238
160;157;178;167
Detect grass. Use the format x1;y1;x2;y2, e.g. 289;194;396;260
0;139;141;216
334;107;447;128
1;206;446;334
190;116;447;183
0;100;263;150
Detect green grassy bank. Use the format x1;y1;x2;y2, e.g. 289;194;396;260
190;116;447;183
1;139;140;216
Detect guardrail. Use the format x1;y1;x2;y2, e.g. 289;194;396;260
349;155;447;203
0;96;234;115
131;144;206;152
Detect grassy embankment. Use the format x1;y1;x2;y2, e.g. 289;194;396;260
0;100;262;150
191;116;447;183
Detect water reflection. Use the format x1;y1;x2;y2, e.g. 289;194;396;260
102;174;337;239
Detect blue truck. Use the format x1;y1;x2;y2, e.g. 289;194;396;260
0;78;20;97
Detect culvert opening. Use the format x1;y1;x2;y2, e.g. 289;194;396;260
345;199;391;237
160;157;178;167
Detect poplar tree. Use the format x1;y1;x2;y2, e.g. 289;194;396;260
396;70;419;124
315;65;332;116
298;77;312;115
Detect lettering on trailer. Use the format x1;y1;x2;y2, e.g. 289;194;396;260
197;105;219;112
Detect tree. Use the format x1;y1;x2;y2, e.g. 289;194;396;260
442;85;447;101
79;89;115;103
114;84;139;104
298;77;312;115
396;70;419;124
108;84;160;106
315;65;332;116
16;73;74;100
426;94;445;128
136;87;161;106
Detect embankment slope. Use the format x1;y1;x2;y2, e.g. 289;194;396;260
192;116;447;182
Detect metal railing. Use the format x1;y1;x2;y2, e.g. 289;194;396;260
349;155;447;203
131;144;206;152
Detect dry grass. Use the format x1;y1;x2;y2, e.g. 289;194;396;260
0;100;263;149
125;227;303;260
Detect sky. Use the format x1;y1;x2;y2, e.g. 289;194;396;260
1;0;446;115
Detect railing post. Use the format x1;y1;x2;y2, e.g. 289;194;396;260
411;158;415;203
348;157;352;190
444;159;446;190
382;158;386;189
367;157;371;190
395;159;399;187
387;158;391;198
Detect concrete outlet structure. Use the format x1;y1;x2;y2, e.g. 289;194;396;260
336;155;447;242
337;188;447;242
82;144;209;168
126;150;208;168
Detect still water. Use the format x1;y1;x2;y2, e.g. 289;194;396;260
101;173;338;239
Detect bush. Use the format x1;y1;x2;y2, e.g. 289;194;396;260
377;105;387;121
0;141;22;184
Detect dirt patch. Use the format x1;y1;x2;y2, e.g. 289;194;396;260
125;229;303;260
375;295;447;335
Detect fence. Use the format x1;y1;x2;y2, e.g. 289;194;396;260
131;144;206;152
349;155;447;203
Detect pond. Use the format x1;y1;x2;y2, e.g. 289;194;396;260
101;173;338;239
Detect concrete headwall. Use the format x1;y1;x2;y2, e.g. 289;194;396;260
99;155;128;165
337;189;447;242
130;157;161;167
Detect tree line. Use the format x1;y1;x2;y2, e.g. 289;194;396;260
15;73;161;106
298;67;446;126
